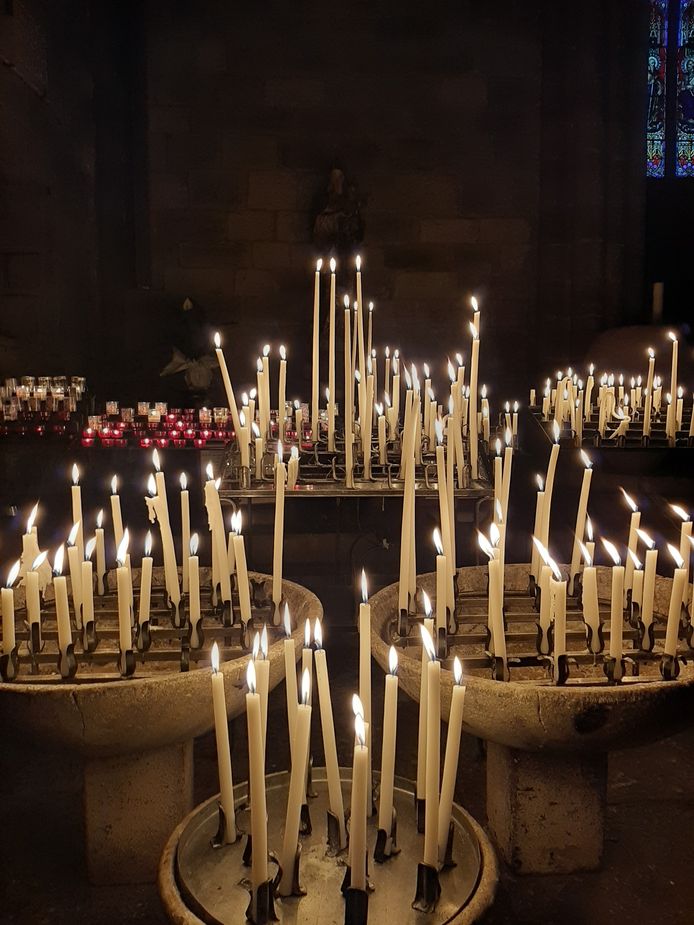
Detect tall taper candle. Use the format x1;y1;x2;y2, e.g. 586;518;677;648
246;660;268;889
279;669;312;896
314;618;347;847
211;642;237;843
438;656;465;864
378;646;399;838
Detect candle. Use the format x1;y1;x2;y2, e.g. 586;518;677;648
287;445;300;490
666;332;678;439
137;531;153;626
392;359;401;430
540;421;561;550
671;505;692;611
579;542;601;651
293;399;303;443
246;660;268;890
358;570;373;811
328;260;337;450
213;332;242;442
398;411;416;614
116;530;132;654
110;475;124;552
416;605;434;804
21;503;46;589
420;624;440;868
602;539;624;662
261;345;271;439
355;256;366;422
283;605;298;753
622;490;641;605
378;646;399;839
568;451;593;595
2;561;20;656
530;476;545;582
82;538;96;632
273;448;287;609
349;711;369;890
253;423;263;480
145;473;181;619
630;551;644;614
211;642;237;843
279;669;312;896
550;560;567;680
468;316;480;479
53;546;72;657
231;511;252;625
26;551;46;649
66;521;83;626
435;431;453;612
664;545;687;657
314;619;348;843
311;259;322;440
278;345;287;441
481;532;508;665
363;373;374;478
180;473;190;593
433;528;447;639
438;656;465;864
70;464;85;565
255;628;271;750
203;465;232;607
95;509;106;596
637;530;658;643
376;403;386;464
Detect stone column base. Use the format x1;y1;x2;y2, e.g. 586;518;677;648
84;740;193;884
486;742;607;874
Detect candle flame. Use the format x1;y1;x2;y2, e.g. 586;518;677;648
456;352;464;367
490;521;501;546
283;604;292;639
85;537;96;561
422;590;432;617
313;616;322;648
316;258;323;272
505;427;513;447
552;419;560;443
532;536;551;567
211;641;220;673
290;445;299;460
232;510;242;536
477;531;494;560
343;294;350;309
53;544;65;577
668;330;677;342
72;463;79;486
239;410;246;428
668;543;685;570
263;344;270;358
330;257;336;272
636;528;655;549
116;528;130;567
215;478;221;491
671;503;690;522
548;557;562;582
252;422;260;438
375;402;383;416
252;631;260;660
31;551;48;572
214;332;221;349
355;713;366;747
279;344;287;362
361;568;368;603
246;658;256;693
536;474;544;491
147;473;157;496
250;388;257;399
420;623;436;661
352;693;364;718
67;522;80;547
356;255;361;271
260;624;268;659
453;655;463;685
257;357;263;372
586;516;594;541
579;540;593;567
304;618;311;648
469;321;479;341
111;475;118;495
423;363;430;379
26;501;38;534
481;383;487;399
433;527;444;556
180;472;187;491
470;295;479;312
495;437;501;457
206;462;214;481
294;398;301;409
628;549;642;570
435;418;444;445
384;391;391;408
189;532;198;556
580;450;592;469
152;448;161;472
369;302;374;313
301;668;311;705
389;645;398;675
647;346;654;359
678;386;684;399
621;488;638;513
448;359;456;382
140;529;151;558
601;538;621;566
6;560;20;588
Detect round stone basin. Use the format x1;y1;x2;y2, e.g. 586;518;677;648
370;564;694;874
0;569;321;885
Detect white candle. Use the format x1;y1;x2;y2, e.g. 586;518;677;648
279;669;312;896
540;423;561;549
180;473;190;593
246;660;268;889
20;502;40;582
138;531;153;625
377;405;386;464
273;453;286;608
421;625;440;868
301;619;313;707
278;345;287;441
349;712;369;890
66;522;83;626
416;609;434;801
283;605;298;752
232;513;252;624
95;509;106;596
530;478;545;581
622;490;641;603
358;570;372;811
53;546;72;656
211;642;236;843
145;474;181;616
664;545;687;656
438;657;465;864
666;332;678;438
314;618;347;846
672;505;692;609
213;332;242;442
110;476;124;552
603;539;624;661
2;561;20;655
344;297;353;450
579;542;600;649
311;259;322;440
82;539;95;630
287;445;299;490
26;552;46;638
355;256;366;422
378;646;399;836
70;464;85;565
254;628;270;750
203;467;232;605
468;320;480;479
116;530;132;653
550;564;567;676
487;550;508;665
261;345;271;439
568;452;593;595
188;534;201;633
328;260;337;450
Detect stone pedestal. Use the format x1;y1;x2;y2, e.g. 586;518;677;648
486;742;607;874
84;741;193;884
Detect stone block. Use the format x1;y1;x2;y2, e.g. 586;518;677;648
223;133;279;167
178;243;248;269
252;242;293;269
420;218;479;245
248;169;320;211
149;105;191;135
265;77;326;108
478;218;532;245
367;173;460;217
150;172;188;210
276;211;312;243
227;211;275;242
234;269;279;297
188;170;243;209
393;270;459;300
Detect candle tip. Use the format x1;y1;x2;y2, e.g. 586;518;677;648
145;530;153;557
453;655;463;685
301;668;311;705
85;537;96;561
53;544;65;577
389;645;398;675
419;624;436;661
360;568;368;603
7;559;20;588
352;693;364;718
67;521;80;547
246;657;256;692
211;641;220;672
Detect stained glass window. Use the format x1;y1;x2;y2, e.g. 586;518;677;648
647;0;668;177
676;1;694;175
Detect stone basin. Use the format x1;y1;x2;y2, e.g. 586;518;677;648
0;569;322;884
370;564;694;874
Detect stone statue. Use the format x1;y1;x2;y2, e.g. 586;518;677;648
312;168;365;251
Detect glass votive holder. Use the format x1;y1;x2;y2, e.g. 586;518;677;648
156;438;169;448
121;407;134;423
199;407;212;425
140;436;153;449
172;439;186;448
101;438;114;447
81;437;95;447
148;409;161;424
21;376;35;389
106;400;119;415
154;401;168;415
137;401;149;417
194;438;206;448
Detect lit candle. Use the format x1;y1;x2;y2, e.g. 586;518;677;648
272;446;287;609
664;545;687;657
116;529;132;654
533;538;553;653
70;464;85;565
261;344;271;439
355;256;366;422
53;545;72;659
246;660;268;890
636;530;658;644
549;559;567;679
110;475;124;552
26;551;46;649
203;465;232;607
433;528;447;639
539;421;561;549
630;551;644;616
622;490;641;606
95;509;106;596
438;656;465;864
398;409;416;614
328;260;337;450
211;642;237;843
481;531;508;665
602;539;624;663
579;542;601;651
378;646;399;839
188;533;200;634
66;521;83;626
137;531;153;626
231;511;252;625
435;425;453;613
293;399;303;443
279;668;312;896
314;618;348;843
392;352;401;430
416;602;434;806
376;403;386;464
530;475;545;583
20;502;41;584
568;451;593;595
468;314;480;479
666;332;678;439
420;624;440;868
671;505;692;612
349;710;369;890
283;604;298;751
2;560;20;656
81;537;96;634
278;345;287;441
213;332;242;443
358;570;372;811
311;259;322;440
180;473;190;593
145;472;181;619
255;627;270;752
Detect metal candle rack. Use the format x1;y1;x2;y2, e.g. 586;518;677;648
0;574;283;683
389;575;692;686
530;405;694;449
